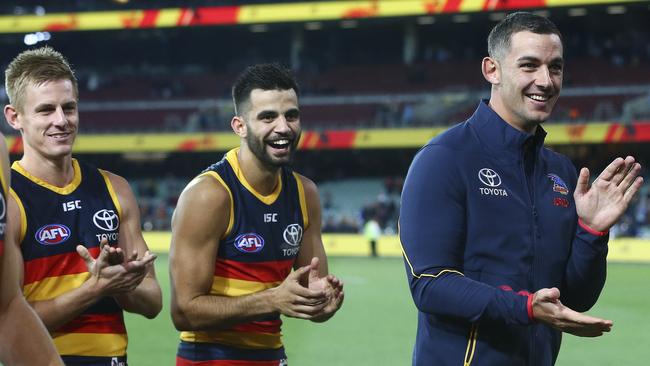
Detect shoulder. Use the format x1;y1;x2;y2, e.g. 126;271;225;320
178;172;231;211
98;169;132;196
427;120;476;151
292;172;318;197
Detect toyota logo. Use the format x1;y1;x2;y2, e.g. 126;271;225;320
93;209;120;231
478;168;502;187
283;224;303;247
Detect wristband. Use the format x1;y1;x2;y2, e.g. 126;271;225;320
578;218;608;236
527;293;535;322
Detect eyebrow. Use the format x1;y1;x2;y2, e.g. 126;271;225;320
256;110;279;119
34;100;78;112
516;56;564;64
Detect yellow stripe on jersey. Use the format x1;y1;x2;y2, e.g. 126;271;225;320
225;148;282;205
11;159;82;195
200;171;234;239
23;272;90;301
9;189;27;244
99;170;123;219
54;332;127;357
180;330;282;349
210;276;281;297
293;172;309;230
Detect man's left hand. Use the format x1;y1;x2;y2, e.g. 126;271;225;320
575;156;644;232
306;257;344;322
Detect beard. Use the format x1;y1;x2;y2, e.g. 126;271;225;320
245;130;300;170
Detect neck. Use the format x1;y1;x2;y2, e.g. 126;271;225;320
487;98;538;135
237;147;280;196
19;152;74;188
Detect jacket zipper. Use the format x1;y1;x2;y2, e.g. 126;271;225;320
522;147;539;365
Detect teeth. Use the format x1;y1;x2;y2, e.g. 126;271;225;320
275;139;289;145
528;94;548;102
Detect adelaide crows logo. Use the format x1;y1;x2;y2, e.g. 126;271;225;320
547;174;569;195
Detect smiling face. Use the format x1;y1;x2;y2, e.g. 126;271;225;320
236;88;301;170
484;31;564;133
5;79;79;160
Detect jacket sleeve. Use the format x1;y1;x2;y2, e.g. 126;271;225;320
561;162;609;312
400;144;531;325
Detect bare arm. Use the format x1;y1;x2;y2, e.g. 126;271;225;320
104;171;162;319
170;174;328;331
293;175;344;322
0;137;63;365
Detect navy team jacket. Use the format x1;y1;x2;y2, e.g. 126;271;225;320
399;100;609;366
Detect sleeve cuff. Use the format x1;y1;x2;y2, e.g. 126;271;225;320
578;218;609;236
527;293;535;322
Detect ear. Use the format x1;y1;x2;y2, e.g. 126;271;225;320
231;116;247;138
481;56;500;85
4;105;21;131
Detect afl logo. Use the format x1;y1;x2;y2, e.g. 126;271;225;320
234;233;265;253
35;224;71;246
283;224;303;247
478;168;502;187
93;209;119;231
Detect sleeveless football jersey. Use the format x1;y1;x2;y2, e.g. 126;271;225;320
11;159;127;359
178;148;308;364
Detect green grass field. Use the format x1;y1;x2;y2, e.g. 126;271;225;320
125;256;650;365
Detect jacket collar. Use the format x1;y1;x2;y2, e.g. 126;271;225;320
469;100;547;157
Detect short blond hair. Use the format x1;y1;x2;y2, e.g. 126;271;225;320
5;46;78;112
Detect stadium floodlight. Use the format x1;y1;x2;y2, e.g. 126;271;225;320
23;31;50;45
606;5;626;14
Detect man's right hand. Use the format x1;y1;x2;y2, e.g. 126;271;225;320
76;242;156;297
532;287;612;337
270;264;329;319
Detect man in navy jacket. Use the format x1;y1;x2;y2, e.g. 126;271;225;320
400;12;643;366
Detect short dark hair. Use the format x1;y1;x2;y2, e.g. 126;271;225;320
231;63;299;116
488;12;562;60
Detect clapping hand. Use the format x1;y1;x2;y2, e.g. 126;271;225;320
575;156;643;232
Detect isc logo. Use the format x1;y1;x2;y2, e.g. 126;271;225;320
35;224;71;246
234;233;265;253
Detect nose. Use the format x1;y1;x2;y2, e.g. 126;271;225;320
52;106;68;127
536;66;553;89
274;115;292;134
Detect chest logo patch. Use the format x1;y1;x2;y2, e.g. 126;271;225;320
234;233;265;253
93;209;120;231
35;224;71;246
283;224;303;247
478;168;502;187
548;174;569;195
478;168;508;197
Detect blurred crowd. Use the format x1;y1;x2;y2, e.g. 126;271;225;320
130;173;650;240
